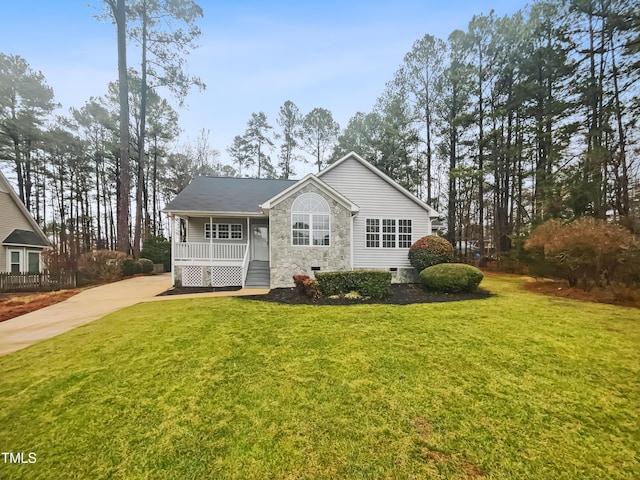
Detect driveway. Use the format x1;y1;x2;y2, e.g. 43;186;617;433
0;274;171;356
0;275;270;356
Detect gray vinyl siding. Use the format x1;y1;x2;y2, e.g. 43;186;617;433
321;157;432;269
0;191;38;272
186;217;249;243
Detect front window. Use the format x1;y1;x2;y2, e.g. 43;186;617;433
291;192;330;246
205;223;242;240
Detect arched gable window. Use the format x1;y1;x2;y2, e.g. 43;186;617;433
291;192;330;246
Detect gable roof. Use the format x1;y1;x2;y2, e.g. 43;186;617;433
318;152;440;217
260;174;359;213
3;229;49;248
163;176;297;215
0;170;51;247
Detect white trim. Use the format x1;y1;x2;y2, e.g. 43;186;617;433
2;243;47;249
261;174;359;213
318;152;439;217
0;171;51;248
7;248;22;273
163;210;268;217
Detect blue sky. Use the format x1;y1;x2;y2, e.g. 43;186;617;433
1;0;530;170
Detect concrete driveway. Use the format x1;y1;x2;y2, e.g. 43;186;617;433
0;274;172;356
0;275;270;356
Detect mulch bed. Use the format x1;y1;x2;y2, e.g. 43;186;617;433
157;286;242;296
243;283;491;305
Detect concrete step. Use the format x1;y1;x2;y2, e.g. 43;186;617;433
245;262;270;287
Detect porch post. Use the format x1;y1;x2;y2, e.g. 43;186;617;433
170;214;175;284
209;216;213;262
246;217;250;258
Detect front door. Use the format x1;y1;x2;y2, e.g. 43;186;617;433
252;225;269;261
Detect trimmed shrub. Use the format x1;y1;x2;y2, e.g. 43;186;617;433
133;261;143;274
292;274;319;298
293;274;309;293
419;263;484;293
409;235;453;272
77;250;128;285
138;258;154;274
141;236;171;272
121;258;136;277
315;270;391;299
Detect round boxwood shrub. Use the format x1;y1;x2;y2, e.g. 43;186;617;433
419;263;484;293
133;261;143;274
138;258;154;274
121;258;136;277
409;235;453;272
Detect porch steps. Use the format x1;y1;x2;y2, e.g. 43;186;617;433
245;261;270;288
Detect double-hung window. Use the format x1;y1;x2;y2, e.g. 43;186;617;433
291;192;330;246
366;219;380;247
10;251;21;274
366;218;412;248
205;223;243;240
28;252;40;273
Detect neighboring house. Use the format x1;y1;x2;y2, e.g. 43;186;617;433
163;152;439;289
0;171;51;274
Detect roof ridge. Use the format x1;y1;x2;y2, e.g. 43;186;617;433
198;176;298;181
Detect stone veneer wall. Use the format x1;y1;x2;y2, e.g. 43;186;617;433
270;183;351;288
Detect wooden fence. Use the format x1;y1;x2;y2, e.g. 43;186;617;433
0;272;77;292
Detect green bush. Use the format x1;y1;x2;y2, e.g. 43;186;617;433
138;258;154;274
315;270;391;299
121;258;136;277
419;263;484;293
409;235;453;272
141;236;171;271
133;261;143;274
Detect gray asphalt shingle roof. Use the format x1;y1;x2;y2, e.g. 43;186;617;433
163;176;298;214
2;229;49;247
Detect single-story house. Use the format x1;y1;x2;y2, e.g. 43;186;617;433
163;152;439;289
0;170;51;273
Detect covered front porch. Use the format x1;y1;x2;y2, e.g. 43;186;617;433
169;214;269;288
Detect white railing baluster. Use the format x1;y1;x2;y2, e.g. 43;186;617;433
175;242;247;261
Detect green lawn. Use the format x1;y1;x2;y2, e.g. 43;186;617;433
1;275;639;479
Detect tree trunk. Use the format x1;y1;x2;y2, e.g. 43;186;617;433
133;1;148;259
114;0;131;254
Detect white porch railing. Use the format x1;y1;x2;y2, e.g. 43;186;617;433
175;242;247;261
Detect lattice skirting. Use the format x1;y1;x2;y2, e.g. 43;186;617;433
178;265;243;287
182;266;205;287
210;266;243;287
